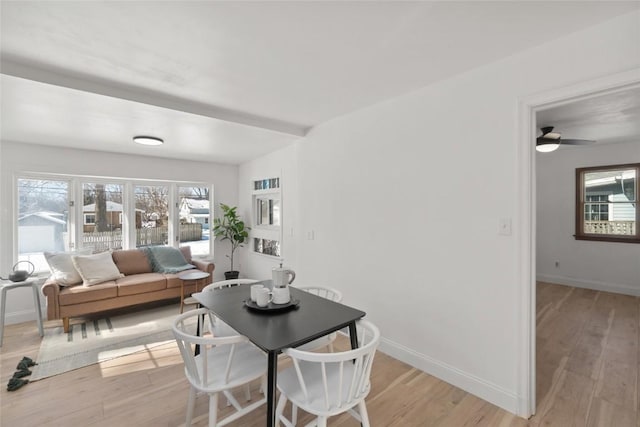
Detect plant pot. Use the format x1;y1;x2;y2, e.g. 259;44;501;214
224;271;240;280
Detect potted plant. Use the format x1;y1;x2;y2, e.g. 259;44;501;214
213;203;250;280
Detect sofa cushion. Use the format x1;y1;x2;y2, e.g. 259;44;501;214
145;246;195;274
112;249;153;275
165;274;183;289
59;281;118;306
72;251;125;286
44;249;92;286
116;273;167;296
179;246;192;263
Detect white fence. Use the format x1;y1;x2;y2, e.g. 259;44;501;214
584;220;635;235
81;224;203;252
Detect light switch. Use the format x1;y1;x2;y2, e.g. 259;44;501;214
307;230;315;240
498;218;512;236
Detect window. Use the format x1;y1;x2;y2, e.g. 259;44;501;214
584;194;609;221
178;185;211;256
576;163;639;243
84;214;96;225
82;182;124;252
135;185;169;247
17;178;72;272
252;177;281;257
13;175;212;271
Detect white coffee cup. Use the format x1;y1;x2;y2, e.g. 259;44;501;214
255;287;272;307
272;287;290;304
250;284;264;302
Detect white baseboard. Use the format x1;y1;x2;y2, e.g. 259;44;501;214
537;274;640;296
3;306;44;326
378;337;519;415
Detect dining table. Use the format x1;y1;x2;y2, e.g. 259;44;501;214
191;281;366;427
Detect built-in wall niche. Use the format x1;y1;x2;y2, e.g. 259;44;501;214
254;238;281;257
252;177;282;257
256;198;280;226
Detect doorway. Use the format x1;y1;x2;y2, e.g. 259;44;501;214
517;69;640;418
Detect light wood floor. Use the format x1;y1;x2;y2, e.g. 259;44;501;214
535;282;640;427
0;282;637;426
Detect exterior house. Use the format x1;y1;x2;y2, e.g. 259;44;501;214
83;201;144;231
179;198;210;229
17;211;66;253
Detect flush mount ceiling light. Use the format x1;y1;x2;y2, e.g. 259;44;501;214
133;136;163;146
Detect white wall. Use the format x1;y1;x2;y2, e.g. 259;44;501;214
240;11;640;414
0;142;238;324
238;144;299;280
537;140;640;294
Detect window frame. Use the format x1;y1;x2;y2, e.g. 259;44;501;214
13;173;214;272
575;163;639;243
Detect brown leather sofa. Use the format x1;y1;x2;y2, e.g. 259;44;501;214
42;246;214;332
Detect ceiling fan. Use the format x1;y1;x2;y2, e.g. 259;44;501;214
536;126;596;153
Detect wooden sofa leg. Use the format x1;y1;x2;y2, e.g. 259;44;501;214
63;317;70;333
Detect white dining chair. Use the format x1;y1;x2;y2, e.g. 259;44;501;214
275;319;380;427
172;307;267;427
203;278;260;290
293;286;343;352
202;279;259;337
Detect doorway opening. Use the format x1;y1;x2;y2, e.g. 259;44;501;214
517;69;640;418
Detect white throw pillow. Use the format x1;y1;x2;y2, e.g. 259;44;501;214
44;249;92;286
72;251;124;286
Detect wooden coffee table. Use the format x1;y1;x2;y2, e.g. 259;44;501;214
178;271;210;313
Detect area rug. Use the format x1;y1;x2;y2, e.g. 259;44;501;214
30;303;194;381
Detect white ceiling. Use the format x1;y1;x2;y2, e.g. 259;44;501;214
1;1;639;164
537;87;640;148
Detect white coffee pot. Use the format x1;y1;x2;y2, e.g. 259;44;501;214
272;262;296;288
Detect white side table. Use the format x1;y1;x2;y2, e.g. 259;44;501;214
178;271;210;313
0;279;45;347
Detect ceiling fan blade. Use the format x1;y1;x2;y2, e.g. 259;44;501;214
561;138;596;146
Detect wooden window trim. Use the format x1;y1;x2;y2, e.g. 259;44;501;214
575;162;639;243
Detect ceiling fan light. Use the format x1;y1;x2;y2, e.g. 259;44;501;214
536;141;560;153
133;136;163;146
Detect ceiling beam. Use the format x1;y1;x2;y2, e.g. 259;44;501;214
0;55;309;137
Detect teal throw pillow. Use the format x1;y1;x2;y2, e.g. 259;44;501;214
145;246;195;274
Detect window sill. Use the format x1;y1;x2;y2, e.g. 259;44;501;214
251;251;281;259
574;235;640;244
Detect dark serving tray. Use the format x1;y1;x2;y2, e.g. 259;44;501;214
243;298;300;313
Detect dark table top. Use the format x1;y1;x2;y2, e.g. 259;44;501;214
192;283;366;352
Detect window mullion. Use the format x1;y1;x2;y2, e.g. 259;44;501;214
124;182;135;249
168;184;177;248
